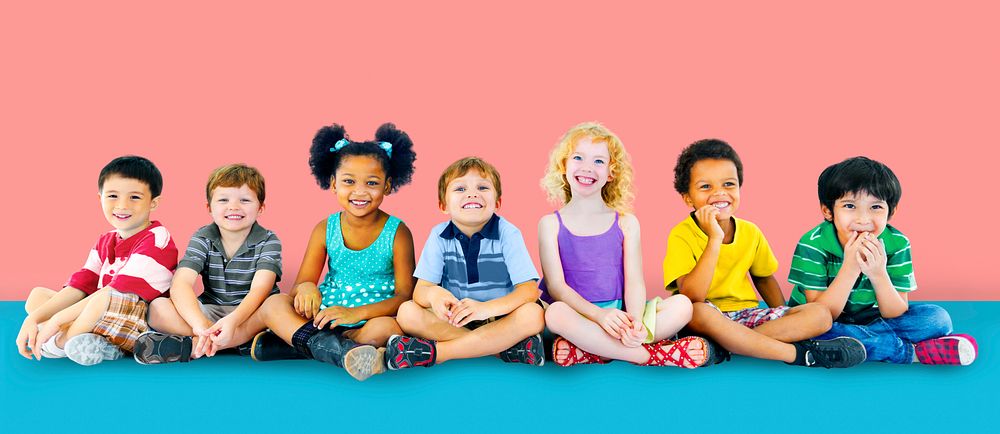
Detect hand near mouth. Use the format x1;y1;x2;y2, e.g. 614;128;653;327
695;205;725;241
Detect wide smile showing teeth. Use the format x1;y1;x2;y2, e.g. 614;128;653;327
712;202;731;209
225;215;244;220
462;203;483;209
350;200;370;207
575;176;596;185
113;213;131;220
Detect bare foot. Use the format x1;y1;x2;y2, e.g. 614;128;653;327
553;337;609;367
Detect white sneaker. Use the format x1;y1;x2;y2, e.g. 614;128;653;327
39;332;67;358
64;333;123;366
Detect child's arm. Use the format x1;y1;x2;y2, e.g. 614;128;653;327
31;289;101;358
450;280;538;327
620;214;648;346
291;220;328;319
169;268;214;332
752;275;785;308
313;224;417;329
675;207;726;302
537;215;605;322
857;234;908;318
413;279;460;322
16;286;87;359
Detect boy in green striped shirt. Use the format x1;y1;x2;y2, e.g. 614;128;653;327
788;157;977;365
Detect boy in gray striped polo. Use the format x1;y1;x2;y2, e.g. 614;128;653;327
387;157;546;369
788;156;977;365
133;164;281;364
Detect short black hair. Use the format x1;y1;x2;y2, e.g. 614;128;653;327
818;156;901;217
673;138;744;194
308;122;417;192
98;155;163;197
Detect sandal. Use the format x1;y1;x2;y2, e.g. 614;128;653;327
639;336;713;369
552;336;610;367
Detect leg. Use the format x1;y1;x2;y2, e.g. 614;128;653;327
147;298;195;336
396;300;468;342
546;301;648;364
343;316;402;347
650;294;695;341
752;303;832;342
61;288;113;346
885;303;953;343
257;294;310;344
25;287;57;314
687;302;797;362
435;303;544;363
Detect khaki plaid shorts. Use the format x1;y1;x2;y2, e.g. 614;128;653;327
92;289;149;352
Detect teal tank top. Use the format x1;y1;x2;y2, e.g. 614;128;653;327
318;212;401;325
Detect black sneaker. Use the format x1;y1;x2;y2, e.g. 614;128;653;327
703;338;731;367
498;334;544;366
793;337;867;368
250;330;306;361
133;331;192;365
385;335;436;370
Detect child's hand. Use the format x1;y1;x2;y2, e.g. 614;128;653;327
857;234;888;277
597;308;633;339
694;205;725;241
206;315;239;354
842;231;863;270
619;321;646;348
191;326;216;359
293;285;322;319
16;317;40;360
430;292;460;323
31;320;62;360
449;298;492;327
314;306;364;329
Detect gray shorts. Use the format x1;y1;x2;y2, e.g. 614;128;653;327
200;303;238;322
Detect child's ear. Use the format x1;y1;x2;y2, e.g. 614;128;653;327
821;204;833;221
384;179;392;195
681;193;693;208
438;200;448;214
495;197;502;210
150;196;161;211
258;203;266;215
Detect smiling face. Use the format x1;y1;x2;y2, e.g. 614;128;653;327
682;158;741;220
208;184;263;235
564;136;611;199
823;191;890;247
100;175;158;239
332;155;389;218
441;169;500;234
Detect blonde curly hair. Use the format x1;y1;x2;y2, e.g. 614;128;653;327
541;122;634;212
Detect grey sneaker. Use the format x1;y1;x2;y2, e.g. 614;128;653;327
794;337;867;368
64;333;123;366
133;331;193;365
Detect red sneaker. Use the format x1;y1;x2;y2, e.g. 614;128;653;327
914;334;978;366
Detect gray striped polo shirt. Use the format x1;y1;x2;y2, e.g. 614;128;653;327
178;222;282;306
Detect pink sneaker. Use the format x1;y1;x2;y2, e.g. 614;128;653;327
914;334;978;366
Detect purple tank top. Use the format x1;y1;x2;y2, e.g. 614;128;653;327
539;211;625;303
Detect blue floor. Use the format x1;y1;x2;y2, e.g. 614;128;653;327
2;301;996;434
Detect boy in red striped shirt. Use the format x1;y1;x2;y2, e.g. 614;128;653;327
15;156;178;365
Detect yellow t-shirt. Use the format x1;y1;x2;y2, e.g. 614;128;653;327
662;215;779;312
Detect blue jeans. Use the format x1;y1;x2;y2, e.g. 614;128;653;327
816;303;953;364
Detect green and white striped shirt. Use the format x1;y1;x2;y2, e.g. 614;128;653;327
788;221;915;320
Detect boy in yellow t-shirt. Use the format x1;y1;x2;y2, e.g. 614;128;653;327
663;139;865;368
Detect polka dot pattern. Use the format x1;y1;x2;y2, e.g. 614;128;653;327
318;213;401;319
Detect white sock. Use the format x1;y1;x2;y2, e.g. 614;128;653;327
40;332;67;358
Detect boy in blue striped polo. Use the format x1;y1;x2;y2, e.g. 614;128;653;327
387;157;546;369
788;156;977;365
133;164;281;363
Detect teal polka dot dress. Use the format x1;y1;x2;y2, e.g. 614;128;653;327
318;212;401;326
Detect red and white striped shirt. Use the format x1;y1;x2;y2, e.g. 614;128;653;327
65;221;179;301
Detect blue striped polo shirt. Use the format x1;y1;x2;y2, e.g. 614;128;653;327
414;214;539;302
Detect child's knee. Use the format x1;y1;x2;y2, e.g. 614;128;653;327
354;317;401;346
662;294;694;320
396;300;425;330
800;303;833;331
544;302;574;331
510;302;544;334
259;294;291;317
908;304;953;336
147;298;174;328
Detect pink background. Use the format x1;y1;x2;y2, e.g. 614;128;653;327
1;2;996;300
